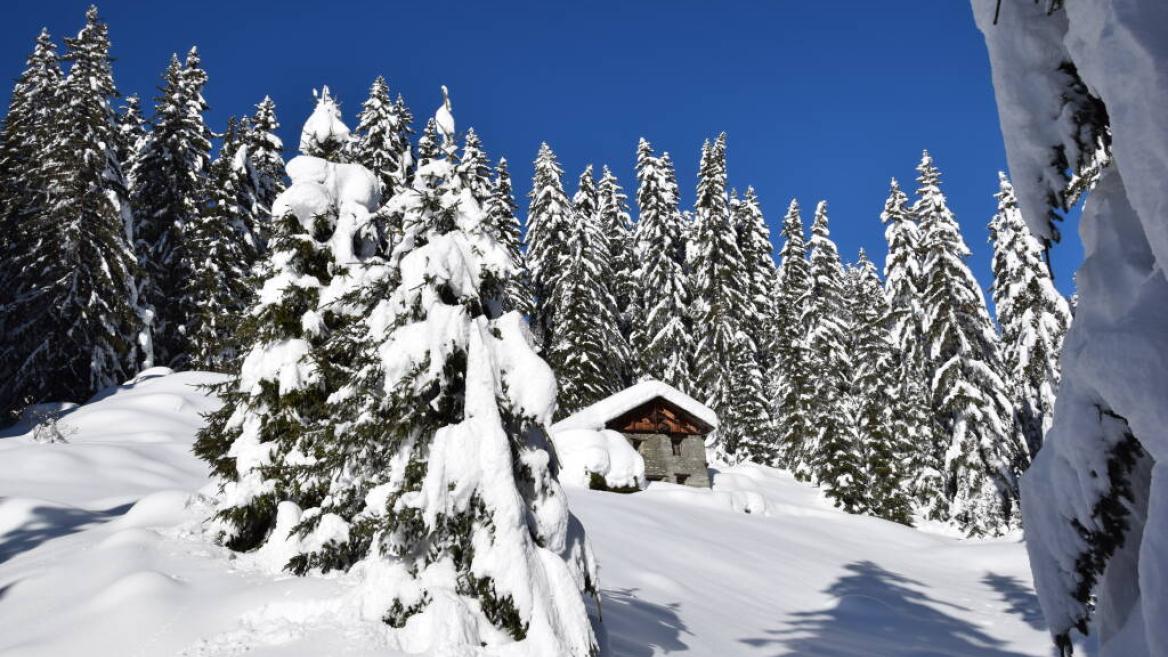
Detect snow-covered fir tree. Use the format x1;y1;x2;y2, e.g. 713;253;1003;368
597;165;636;353
879;177;945;515
483;157;532;315
772;199;816;475
458;128;494;204
350;76;411;199
915;151;1021;536
0;8;143;417
630;139;692;392
0;29;62;330
131;48;213;367
271;87;600;655
245;95;286;227
299;86;350;161
525;142;575;349
803;202;864;511
194;88;381;551
115;94;145;184
547;166;629;416
689;134;758;462
989;173;1072;458
734;187;779;368
847;251;915;525
181;118;260;370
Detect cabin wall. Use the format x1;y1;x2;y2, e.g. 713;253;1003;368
623;432;710;488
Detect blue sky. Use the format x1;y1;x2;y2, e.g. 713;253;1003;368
0;0;1081;295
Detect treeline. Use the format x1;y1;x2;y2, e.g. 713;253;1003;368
0;8;1070;537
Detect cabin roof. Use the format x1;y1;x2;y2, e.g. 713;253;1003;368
550;380;719;433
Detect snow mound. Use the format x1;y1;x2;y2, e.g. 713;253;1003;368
551;379;718;433
551;428;645;491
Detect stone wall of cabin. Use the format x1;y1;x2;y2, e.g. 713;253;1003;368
623;432;710;488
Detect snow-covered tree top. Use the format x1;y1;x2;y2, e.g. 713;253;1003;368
299;86;350;156
551;379;719;432
435;84;455;142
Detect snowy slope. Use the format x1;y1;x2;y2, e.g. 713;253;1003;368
0;371;1072;656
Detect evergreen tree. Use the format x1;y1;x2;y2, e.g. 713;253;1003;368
689;134;753;462
0;29;63;322
630;139;692;391
264;88;600;654
525;142;575;349
989;173;1072;458
804;202;864;511
194;89;366;552
350;76;410;199
131;48;213;367
847;252;915;525
597;165;636;359
115;94;145;186
483;158;532;315
245;95;286;243
298;86;349;161
181;118;259;370
734;187;779;367
0;8;143;417
546;165;629;416
915;151;1021;536
458;127;494;204
772;199;815;475
880;177;944;514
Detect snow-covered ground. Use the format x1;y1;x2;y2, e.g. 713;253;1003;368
0;371;1074;656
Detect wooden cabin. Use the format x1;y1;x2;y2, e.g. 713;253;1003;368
552;381;717;488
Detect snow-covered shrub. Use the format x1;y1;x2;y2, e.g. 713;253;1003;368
551;428;646;492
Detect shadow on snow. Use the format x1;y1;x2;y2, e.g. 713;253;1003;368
0;502;132;565
602;587;689;657
740;560;1035;657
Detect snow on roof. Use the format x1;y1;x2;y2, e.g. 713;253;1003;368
551;380;718;433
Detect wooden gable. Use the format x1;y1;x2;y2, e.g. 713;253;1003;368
604;396;714;436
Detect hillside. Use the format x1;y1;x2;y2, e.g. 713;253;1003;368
0;371;1072;656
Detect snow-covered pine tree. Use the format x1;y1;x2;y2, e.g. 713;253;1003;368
689;134;755;462
803;202;864;510
0;8;143;417
458;128;494;204
350;76;411;200
194;87;380;551
280;87;601;655
915;151;1022;536
115;94;145;187
526;142;575;349
879;177;945;515
547;166;628;416
597;165;636;358
181;118;260;371
246;95;286;221
131;48;213;368
772;199;815;474
735;187;779;366
847;251;914;525
0;29;62;330
630;139;692;392
299;86;350;161
483;157;533;316
989;173;1072;458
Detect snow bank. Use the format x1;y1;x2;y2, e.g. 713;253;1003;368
551;379;718;433
551;428;645;491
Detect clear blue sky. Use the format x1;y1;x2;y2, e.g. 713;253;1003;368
0;0;1082;296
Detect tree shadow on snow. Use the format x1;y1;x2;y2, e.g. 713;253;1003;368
740;561;1034;657
0;502;132;565
981;573;1046;632
602;587;690;657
